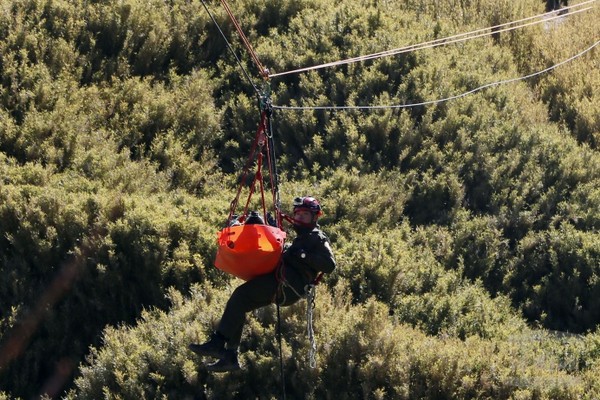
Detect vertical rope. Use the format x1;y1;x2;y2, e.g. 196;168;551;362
276;302;286;400
263;102;282;228
305;284;317;368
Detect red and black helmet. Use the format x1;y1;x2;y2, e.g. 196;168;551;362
293;196;323;216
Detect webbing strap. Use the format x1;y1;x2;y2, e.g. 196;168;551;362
227;111;281;228
241;153;266;219
227;112;266;223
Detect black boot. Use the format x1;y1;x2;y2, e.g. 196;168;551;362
188;332;226;358
206;349;240;372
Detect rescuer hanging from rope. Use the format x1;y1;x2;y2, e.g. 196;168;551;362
194;0;335;375
189;196;336;372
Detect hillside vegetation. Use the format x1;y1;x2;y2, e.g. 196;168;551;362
0;0;599;398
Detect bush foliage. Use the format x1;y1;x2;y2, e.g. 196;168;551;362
0;0;599;398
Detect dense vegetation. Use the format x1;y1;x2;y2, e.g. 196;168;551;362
0;0;599;398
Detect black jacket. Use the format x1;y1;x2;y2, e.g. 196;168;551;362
282;226;336;283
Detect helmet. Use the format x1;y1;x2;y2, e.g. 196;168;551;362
293;196;322;216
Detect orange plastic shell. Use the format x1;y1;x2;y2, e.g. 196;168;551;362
214;224;286;281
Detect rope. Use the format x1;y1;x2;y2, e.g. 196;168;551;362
263;103;283;228
275;263;320;369
272;37;600;111
200;0;261;96
219;0;269;80
275;264;302;306
276;302;286;400
268;0;597;78
305;284;317;369
202;0;281;224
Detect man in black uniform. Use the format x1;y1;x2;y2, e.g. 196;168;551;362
189;196;336;372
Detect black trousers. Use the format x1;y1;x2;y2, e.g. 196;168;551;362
217;266;308;349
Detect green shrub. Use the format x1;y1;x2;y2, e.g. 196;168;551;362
2;0;600;397
509;223;600;332
0;169;226;397
450;211;509;294
68;281;600;399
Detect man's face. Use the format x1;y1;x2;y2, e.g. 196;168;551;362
294;209;314;225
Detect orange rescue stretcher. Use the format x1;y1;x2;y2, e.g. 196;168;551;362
214;223;286;281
